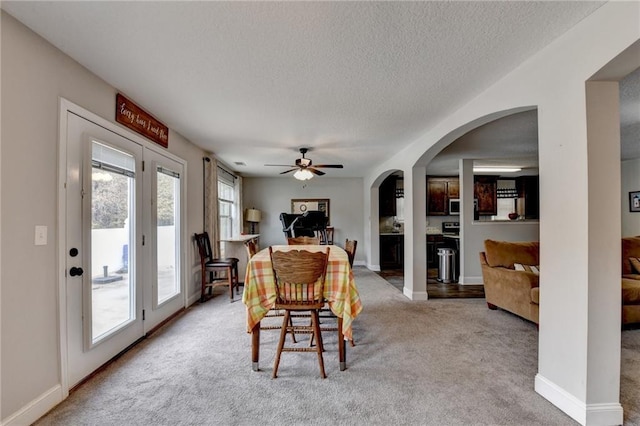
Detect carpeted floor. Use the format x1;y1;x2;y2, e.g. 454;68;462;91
35;267;639;425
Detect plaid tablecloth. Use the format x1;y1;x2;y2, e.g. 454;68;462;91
242;245;362;340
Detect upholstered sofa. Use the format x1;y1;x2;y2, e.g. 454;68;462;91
480;237;640;326
622;236;640;325
479;239;540;324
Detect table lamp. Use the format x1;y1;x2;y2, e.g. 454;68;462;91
246;208;261;234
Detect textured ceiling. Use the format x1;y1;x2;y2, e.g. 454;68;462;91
4;1;634;179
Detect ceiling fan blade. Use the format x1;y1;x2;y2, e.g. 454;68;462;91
279;168;298;174
312;164;344;168
265;164;297;167
308;168;326;176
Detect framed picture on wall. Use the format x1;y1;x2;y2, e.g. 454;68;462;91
291;198;330;224
630;191;640;212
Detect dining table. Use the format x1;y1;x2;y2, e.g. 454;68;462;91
242;244;362;372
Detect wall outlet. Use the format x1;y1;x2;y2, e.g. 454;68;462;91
35;225;47;246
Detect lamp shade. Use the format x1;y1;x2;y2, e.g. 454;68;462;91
246;208;261;223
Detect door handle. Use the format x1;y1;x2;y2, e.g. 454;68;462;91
69;267;84;277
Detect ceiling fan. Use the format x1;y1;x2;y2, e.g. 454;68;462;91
265;148;343;180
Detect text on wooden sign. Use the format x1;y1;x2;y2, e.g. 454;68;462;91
116;93;169;148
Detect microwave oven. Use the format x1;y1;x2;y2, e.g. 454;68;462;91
449;199;479;216
449;199;460;215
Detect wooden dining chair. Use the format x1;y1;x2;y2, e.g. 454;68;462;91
312;240;358;349
194;232;239;302
319;226;334;245
247;240;297;339
345;239;358;268
287;236;320;245
244;239;258;259
269;247;330;378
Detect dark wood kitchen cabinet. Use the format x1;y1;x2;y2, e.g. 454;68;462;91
427;234;444;269
516;176;539;219
380;234;403;269
427;176;458;215
474;176;498;216
379;175;397;217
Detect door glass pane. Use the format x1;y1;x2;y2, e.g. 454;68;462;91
91;142;135;342
156;167;180;304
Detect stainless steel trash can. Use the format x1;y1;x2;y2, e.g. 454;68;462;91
437;247;456;283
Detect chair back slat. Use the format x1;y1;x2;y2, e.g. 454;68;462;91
245;239;258;259
287;236;320;245
345;239;357;267
194;232;214;263
269;247;329;304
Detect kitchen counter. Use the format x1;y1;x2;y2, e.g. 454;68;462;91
220;234;260;284
220;234;260;242
380;232;403;236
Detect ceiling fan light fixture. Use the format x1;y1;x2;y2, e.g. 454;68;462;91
294;169;314;181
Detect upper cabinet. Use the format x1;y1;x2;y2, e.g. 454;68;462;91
516;176;539;219
426;174;537;219
379;175;398;217
426;176;457;215
427;175;498;216
474;175;498;216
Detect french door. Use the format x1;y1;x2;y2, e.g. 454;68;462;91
63;109;184;388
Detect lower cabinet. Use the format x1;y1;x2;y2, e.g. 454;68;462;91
380;234;404;269
427;234;443;269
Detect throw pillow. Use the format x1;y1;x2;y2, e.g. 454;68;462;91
629;257;640;274
514;263;540;275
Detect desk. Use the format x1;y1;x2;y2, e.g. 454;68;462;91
220;234;259;284
243;245;362;371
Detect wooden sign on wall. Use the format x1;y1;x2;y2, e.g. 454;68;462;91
115;93;169;148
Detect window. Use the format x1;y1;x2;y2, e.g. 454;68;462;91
218;167;237;240
493;179;518;220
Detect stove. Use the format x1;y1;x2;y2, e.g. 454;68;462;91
442;221;460;235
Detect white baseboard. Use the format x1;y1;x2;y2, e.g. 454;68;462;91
186;292;201;307
367;263;380;271
2;385;63;426
459;275;483;285
354;260;366;266
535;373;623;426
403;287;429;300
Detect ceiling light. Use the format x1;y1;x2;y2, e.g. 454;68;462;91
293;169;313;181
473;167;522;173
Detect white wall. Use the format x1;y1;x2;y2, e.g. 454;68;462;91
242;177;364;263
462;222;540;283
622;158;640;237
1;12;206;423
361;3;639;424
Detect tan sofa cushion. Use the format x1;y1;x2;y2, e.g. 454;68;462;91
484;240;539;269
629;257;640;274
622;278;640;305
622;237;640;275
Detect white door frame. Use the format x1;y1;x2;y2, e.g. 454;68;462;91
57;97;188;396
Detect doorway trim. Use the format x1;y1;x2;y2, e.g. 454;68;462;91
57;97;188;398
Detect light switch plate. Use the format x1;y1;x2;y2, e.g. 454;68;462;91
35;225;47;246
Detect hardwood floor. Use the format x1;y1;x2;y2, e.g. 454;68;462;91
375;269;485;299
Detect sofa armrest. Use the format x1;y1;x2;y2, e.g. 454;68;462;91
481;260;539;321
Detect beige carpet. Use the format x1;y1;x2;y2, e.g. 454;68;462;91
35;267;639;425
